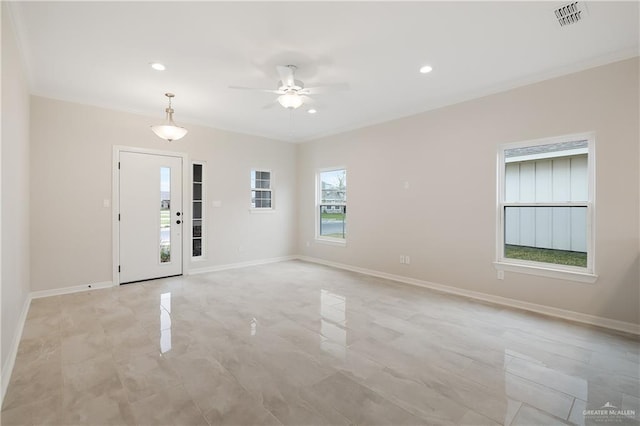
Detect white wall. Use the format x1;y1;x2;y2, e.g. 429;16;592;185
297;58;640;326
1;3;31;378
30;97;297;291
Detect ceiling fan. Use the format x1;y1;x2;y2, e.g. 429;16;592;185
229;65;348;110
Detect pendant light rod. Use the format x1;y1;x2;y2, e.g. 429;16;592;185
151;92;188;142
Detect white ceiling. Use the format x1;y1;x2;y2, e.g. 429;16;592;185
8;1;639;142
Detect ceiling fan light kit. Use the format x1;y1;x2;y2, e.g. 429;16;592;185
151;93;188;142
278;90;303;109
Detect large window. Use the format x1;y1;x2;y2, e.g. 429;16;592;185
251;170;272;209
317;168;347;241
496;133;595;282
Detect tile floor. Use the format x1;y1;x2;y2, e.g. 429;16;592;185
1;260;639;425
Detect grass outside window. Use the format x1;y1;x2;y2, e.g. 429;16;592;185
505;245;587;268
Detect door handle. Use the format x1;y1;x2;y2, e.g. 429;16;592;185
176;220;182;224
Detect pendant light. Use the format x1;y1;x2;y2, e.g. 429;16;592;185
151;93;188;142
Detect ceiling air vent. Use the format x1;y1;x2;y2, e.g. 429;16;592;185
554;2;588;27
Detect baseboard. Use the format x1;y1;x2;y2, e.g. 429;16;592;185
1;294;31;406
189;255;298;275
297;255;640;336
30;280;113;299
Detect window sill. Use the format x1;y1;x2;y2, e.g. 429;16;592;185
249;208;274;214
494;261;597;283
315;237;347;247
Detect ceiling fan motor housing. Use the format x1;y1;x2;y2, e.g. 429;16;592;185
279;79;304;92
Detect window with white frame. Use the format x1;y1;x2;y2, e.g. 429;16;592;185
251;170;272;209
496;133;595;281
317;168;347;241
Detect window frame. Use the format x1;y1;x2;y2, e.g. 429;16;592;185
495;132;597;283
316;167;347;245
250;169;273;211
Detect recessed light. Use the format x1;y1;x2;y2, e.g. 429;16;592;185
419;65;433;74
150;62;166;71
308;109;317;114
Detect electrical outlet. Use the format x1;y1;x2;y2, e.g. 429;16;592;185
497;270;504;280
405;256;410;264
400;255;405;264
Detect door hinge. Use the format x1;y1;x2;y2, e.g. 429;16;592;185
118;214;121;221
118;162;121;169
118;265;121;273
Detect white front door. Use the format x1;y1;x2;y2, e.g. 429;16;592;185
119;151;183;284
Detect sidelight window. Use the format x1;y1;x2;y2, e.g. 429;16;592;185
160;167;171;263
192;162;204;258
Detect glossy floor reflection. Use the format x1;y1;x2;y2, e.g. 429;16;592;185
2;260;639;425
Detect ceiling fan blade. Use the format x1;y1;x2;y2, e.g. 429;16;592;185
301;82;350;95
276;65;296;88
228;85;282;94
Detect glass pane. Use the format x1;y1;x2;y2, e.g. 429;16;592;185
320;170;346;204
192;238;202;257
160;167;171;263
193;201;202;219
193;182;202;201
251;171;270;189
504;206;587;267
504;142;588;203
252;190;272;209
193;219;202;238
193;164;202;183
320;204;346;239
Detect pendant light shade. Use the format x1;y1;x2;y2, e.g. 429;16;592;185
277;90;303;109
151;93;188;142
